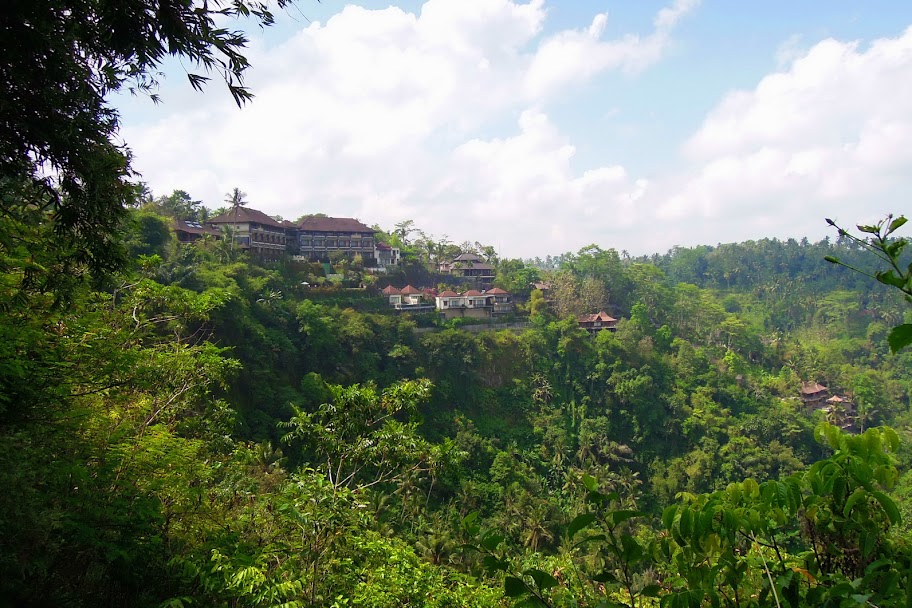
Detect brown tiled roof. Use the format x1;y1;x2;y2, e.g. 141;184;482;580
486;287;509;295
578;311;617;323
281;220;298;228
800;382;828;395
437;290;459;297
298;216;375;233
827;395;847;403
400;285;422;295
208;206;285;228
381;285;401;295
376;242;392;250
463;289;484;297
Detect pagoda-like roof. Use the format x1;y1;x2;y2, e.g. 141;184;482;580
453;252;483;262
800;382;828;395
578;311;617;323
464;289;484;297
486;287;510;295
400;285;422;295
437;290;459;297
381;285;401;295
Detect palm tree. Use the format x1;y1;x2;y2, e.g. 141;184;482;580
224;187;248;253
522;503;555;552
416;530;454;566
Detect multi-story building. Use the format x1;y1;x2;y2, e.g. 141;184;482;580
374;242;400;269
438;252;495;287
297;216;376;261
207;206;287;259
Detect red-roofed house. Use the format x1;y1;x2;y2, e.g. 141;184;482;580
577;311;618;334
435;290;464;311
297;216;375;261
207;206;287;259
381;285;402;306
382;285;435;311
485;287;513;314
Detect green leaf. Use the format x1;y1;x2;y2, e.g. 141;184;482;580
582;473;599;492
504;576;528;598
887;324;912;353
611;510;644;526
592;571;618;584
843;488;867;517
572;533;607;549
462;512;480;536
568;513;596;538
875;270;907;289
862;532;876;558
524;568;559;591
679;509;693;538
480;533;504;551
662;505;677;531
641;584;662;597
482;554;508;572
620;534;644;563
871;490;901;525
887;216;907;233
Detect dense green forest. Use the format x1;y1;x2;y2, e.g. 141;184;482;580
3;199;912;606
4;2;912;606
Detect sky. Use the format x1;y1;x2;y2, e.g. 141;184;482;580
114;0;912;258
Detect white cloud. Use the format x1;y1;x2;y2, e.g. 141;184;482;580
524;0;699;98
120;0;693;256
656;26;912;247
444;110;648;252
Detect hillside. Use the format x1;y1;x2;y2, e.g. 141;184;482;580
2;210;911;606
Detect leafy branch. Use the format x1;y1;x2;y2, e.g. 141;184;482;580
825;215;911;352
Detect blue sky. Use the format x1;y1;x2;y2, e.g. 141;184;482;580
114;1;912;257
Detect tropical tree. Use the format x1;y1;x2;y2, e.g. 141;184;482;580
224;187;248;254
1;0;296;280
